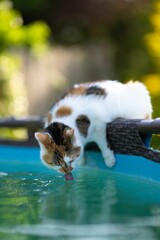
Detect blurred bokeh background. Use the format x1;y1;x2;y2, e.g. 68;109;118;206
0;0;160;118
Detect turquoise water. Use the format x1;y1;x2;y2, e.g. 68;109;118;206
1;166;160;240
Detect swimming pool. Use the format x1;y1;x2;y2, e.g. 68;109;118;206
1;116;160;239
1;146;160;240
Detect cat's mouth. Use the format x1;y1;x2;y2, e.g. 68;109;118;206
69;159;74;165
58;159;74;174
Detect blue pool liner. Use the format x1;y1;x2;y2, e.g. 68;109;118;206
1;145;160;183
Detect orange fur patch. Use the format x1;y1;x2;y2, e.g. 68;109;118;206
126;80;133;85
56;105;72;118
43;154;53;164
69;86;86;96
144;113;151;119
47;112;52;124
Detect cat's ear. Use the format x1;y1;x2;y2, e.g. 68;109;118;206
65;128;74;139
35;132;51;145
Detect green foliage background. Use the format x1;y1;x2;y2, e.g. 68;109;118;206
13;0;160;117
0;0;50;116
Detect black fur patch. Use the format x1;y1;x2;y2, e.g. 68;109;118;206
44;122;69;145
86;86;106;97
76;115;90;137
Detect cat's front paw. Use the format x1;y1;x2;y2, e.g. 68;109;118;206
104;151;116;168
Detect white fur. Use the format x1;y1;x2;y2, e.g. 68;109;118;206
47;80;152;168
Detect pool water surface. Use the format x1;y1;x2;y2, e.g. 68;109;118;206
1;164;160;239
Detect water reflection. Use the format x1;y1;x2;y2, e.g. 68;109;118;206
40;170;119;225
0;168;160;239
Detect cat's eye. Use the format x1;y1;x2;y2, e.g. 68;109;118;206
54;157;61;166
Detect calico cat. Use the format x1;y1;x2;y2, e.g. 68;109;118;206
35;80;152;174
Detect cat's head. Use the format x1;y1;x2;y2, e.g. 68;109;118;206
35;122;81;174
